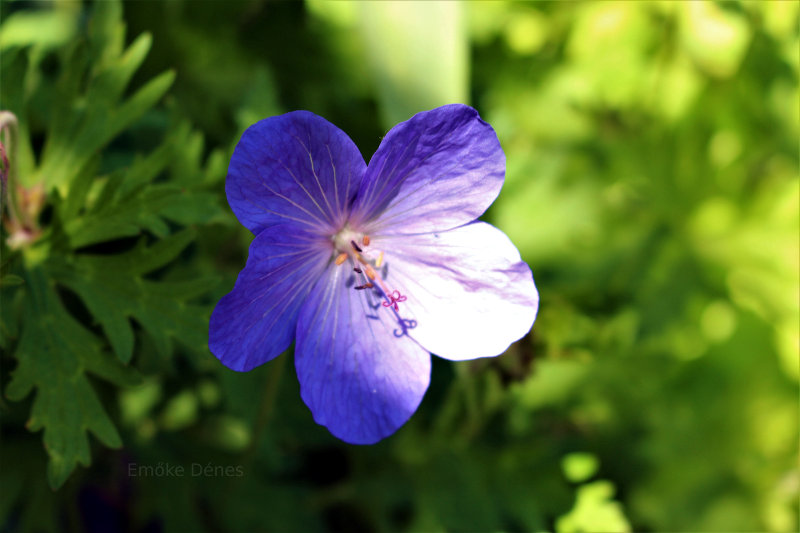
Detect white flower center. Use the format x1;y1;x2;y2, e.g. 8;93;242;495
329;228;407;313
331;225;363;254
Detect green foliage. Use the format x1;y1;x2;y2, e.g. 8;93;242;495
45;230;214;363
36;4;174;193
557;481;631;533
1;1;798;532
61;123;223;248
1;0;225;493
5;267;141;488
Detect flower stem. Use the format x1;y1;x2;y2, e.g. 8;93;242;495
244;351;286;463
0;111;21;230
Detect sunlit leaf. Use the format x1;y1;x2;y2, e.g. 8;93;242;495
557;481;632;533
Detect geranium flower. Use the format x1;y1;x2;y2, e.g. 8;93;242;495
210;104;538;444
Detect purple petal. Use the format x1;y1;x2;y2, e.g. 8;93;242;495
349;104;504;234
209;225;329;371
295;265;431;444
226;111;366;236
373;222;538;360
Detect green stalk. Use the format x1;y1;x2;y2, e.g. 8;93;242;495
0;111;21;229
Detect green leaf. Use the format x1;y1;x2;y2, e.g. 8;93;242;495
0;274;24;287
0;10;78;51
63;122;224;248
87;0;124;66
59;154;101;223
562;452;600;483
85;32;153;107
0;284;24;349
32;1;174;193
64;182;190;247
39;67;175;192
556;481;632;533
108;69;176;141
45;230;216;363
5;268;141;489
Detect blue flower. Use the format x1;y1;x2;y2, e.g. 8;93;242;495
210;104;538;444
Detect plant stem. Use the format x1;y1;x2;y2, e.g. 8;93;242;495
0;111;21;228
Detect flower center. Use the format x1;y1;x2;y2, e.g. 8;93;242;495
330;229;407;313
331;226;362;254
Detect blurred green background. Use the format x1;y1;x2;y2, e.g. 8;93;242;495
0;1;797;532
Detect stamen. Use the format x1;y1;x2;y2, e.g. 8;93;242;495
333;233;407;315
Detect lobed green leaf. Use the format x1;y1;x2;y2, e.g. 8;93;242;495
45;230;216;363
5;268;141;489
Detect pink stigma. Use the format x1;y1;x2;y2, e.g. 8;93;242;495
382;290;407;311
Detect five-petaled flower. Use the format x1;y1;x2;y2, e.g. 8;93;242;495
209;104;538;444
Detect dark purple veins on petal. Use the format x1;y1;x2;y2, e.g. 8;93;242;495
209;225;329;371
349;104;506;235
226;111;367;236
212;105;536;446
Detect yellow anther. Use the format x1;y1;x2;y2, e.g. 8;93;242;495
335;253;348;265
362;235;371;246
375;251;384;268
